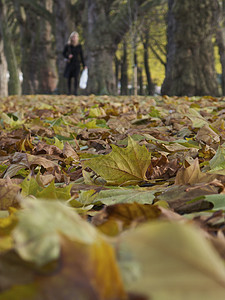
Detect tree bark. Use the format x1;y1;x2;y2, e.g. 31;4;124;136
138;67;143;95
115;55;120;94
121;40;128;95
0;19;8;97
216;0;225;95
37;0;58;94
0;0;21;95
142;31;154;95
162;0;219;96
82;0;116;94
19;7;39;94
16;0;57;94
53;0;73;94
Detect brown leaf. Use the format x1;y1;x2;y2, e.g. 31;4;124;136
0;178;20;210
37;236;127;300
34;142;62;156
62;142;79;161
146;155;180;180
0;236;127;300
196;124;220;146
92;203;161;236
175;158;216;185
158;181;222;214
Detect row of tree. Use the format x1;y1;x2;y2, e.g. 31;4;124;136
0;0;225;97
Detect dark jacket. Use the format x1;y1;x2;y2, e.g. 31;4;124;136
63;44;85;78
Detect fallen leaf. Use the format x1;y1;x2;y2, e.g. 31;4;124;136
195;124;220;145
92;203;161;236
0;179;20;210
93;188;156;205
84;136;152;186
118;221;225;300
62;142;79;161
175;158;216;185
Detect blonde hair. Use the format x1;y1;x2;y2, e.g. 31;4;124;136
68;31;79;46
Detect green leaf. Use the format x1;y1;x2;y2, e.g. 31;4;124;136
53;137;64;150
93;188;155;205
203;194;225;211
84;136;152;186
186;108;209;128
21;174;72;201
1;113;25;128
21;174;43;197
209;146;225;174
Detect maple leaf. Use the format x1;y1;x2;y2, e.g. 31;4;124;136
21;173;72;200
175;158;216;185
84;136;152;186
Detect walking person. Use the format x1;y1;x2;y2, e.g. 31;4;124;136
63;31;86;95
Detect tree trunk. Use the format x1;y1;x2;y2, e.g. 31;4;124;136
82;0;116;94
87;46;116;95
138;67;143;95
37;0;58;94
143;32;154;95
0;0;21;95
121;40;128;95
53;0;73;94
0;20;8;97
162;0;219;96
20;7;39;94
115;55;120;94
133;52;138;96
216;0;225;95
16;0;57;94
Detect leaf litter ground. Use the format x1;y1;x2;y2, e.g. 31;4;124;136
1;95;225;299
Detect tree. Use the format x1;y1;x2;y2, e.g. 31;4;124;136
162;0;219;96
14;0;57;94
37;0;58;94
0;0;21;95
141;24;154;95
0;19;8;97
79;0;164;95
54;0;74;94
216;0;225;95
120;39;128;95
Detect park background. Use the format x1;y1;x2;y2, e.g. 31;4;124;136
0;0;225;97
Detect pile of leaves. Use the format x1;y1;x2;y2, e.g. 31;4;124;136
1;94;225;299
